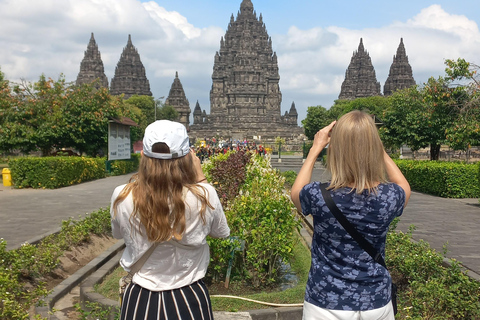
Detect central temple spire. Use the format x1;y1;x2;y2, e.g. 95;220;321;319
189;0;302;141
240;0;254;14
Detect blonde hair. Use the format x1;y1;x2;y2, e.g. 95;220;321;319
113;148;212;242
327;110;387;194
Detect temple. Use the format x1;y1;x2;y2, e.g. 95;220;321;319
338;38;381;100
384;38;416;96
188;0;302;142
75;33;108;88
165;72;191;130
110;35;152;99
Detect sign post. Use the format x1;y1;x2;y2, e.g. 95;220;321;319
107;117;137;173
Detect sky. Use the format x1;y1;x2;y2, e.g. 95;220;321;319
1;0;480;125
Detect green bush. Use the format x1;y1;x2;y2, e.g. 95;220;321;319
9;156;106;189
280;170;297;188
0;208;112;319
206;153;301;287
394;160;480;198
109;153;140;176
8;155;140;189
387;223;480;319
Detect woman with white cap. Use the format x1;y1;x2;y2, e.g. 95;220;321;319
111;120;230;320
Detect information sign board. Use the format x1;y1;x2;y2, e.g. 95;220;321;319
108;122;131;160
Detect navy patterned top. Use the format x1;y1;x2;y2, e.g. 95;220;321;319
300;182;405;311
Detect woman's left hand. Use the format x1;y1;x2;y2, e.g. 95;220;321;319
311;121;336;156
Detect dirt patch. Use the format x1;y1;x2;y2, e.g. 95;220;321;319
43;235;118;290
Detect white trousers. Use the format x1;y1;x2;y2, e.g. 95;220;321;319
303;300;395;320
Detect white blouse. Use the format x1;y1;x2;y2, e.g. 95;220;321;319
110;183;230;291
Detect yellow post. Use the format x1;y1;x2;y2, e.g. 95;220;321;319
2;168;11;187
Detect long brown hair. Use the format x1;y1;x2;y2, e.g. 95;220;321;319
327;110;387;194
113;143;212;242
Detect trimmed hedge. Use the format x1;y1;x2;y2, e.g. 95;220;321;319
394;160;480;198
9;157;106;189
9;154;140;189
109;153;140;176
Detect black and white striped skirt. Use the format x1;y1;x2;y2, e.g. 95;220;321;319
120;279;214;320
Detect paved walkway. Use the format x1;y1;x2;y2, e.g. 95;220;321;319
1;158;479;279
0;174;132;250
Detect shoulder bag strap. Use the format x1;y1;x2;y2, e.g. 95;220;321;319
319;183;387;269
128;242;159;276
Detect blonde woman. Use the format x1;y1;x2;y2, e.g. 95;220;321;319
291;110;411;320
111;120;230;320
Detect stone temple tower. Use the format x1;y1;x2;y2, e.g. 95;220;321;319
76;33;108;88
339;38;381;100
384;38;416;96
189;0;302;141
110;35;152;99
165;72;191;130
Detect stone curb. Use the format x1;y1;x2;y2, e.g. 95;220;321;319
35;240;125;319
79;249;124;320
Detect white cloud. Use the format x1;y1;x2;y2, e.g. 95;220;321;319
1;2;480;124
0;0;222;112
273;4;480;121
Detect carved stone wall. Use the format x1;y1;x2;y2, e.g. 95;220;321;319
189;0;302;142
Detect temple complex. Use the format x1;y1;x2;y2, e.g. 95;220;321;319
338;38;381;100
188;0;302;142
110;35;152;99
165;72;191;130
76;33;108;88
384;38;416;96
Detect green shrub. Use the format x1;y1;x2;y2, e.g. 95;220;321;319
394;160;480;198
109;153;140;176
9;156;105;189
208;151;250;204
206;153;301;287
280;170;297;188
387;224;480;319
8;154;140;189
0;208;112;319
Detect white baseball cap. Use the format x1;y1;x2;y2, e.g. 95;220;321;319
143;120;190;159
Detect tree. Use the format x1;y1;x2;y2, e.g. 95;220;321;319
0;75;66;155
379;86;429;153
0;68;25;154
301;105;331;140
124;95;155;142
61;83;126;156
156;102;179;121
380;67;467;160
332;96;390;119
443;58;480;153
0;74;134;157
